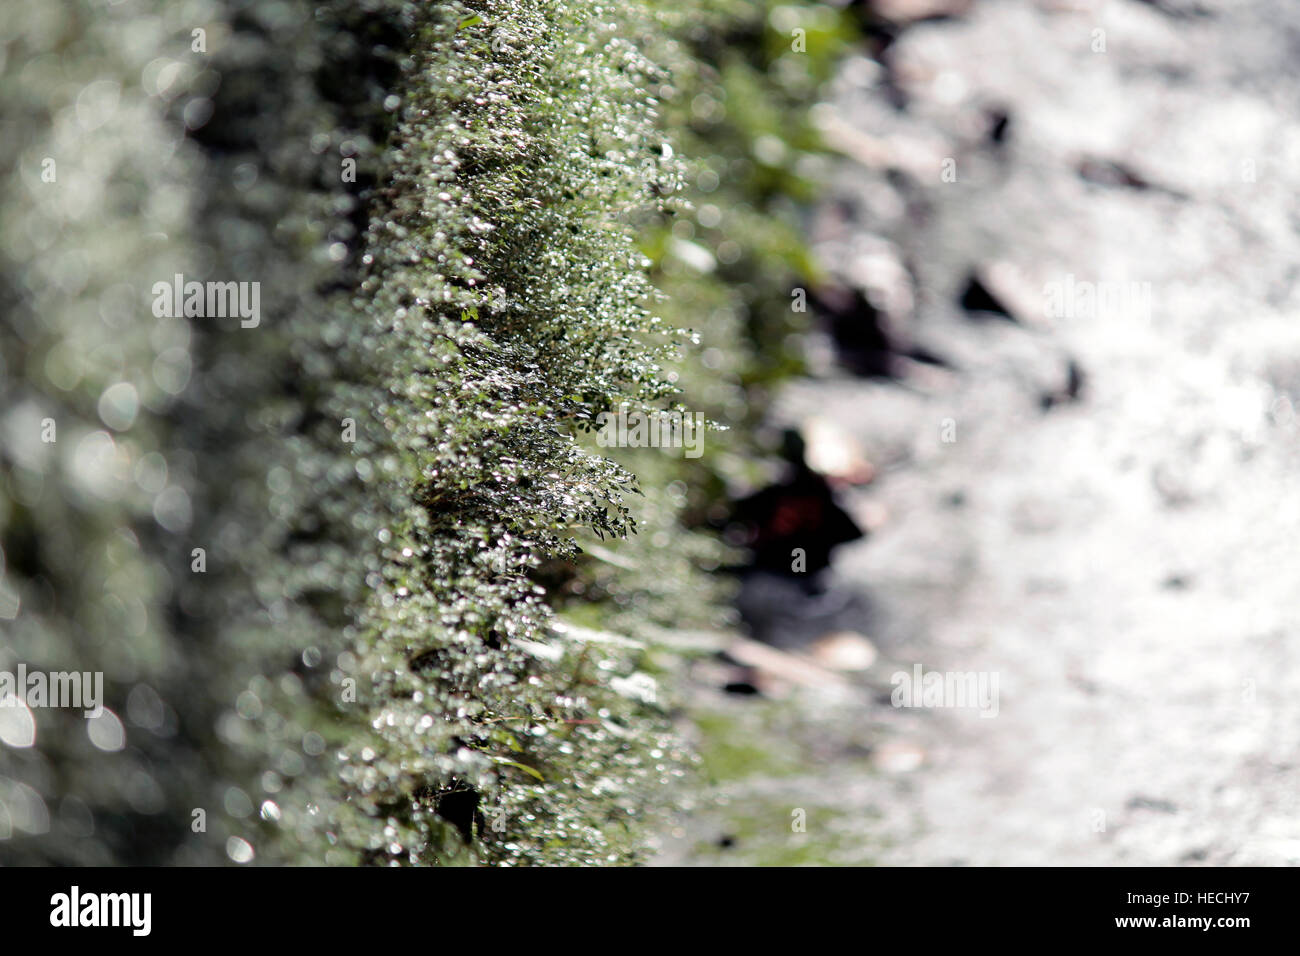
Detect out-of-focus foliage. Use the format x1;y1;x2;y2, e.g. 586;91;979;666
569;0;858;626
0;0;415;865
0;0;851;866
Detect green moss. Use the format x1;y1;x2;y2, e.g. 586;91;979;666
0;0;855;866
688;804;885;867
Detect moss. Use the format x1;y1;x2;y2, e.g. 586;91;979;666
0;0;854;866
688;804;885;867
692;710;809;782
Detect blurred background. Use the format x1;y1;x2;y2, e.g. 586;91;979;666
659;0;1300;865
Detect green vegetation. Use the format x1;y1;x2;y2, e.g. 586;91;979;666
0;0;854;865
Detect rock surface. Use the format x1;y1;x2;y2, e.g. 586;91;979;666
659;0;1300;866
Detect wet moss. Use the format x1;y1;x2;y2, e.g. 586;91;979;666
0;0;853;866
